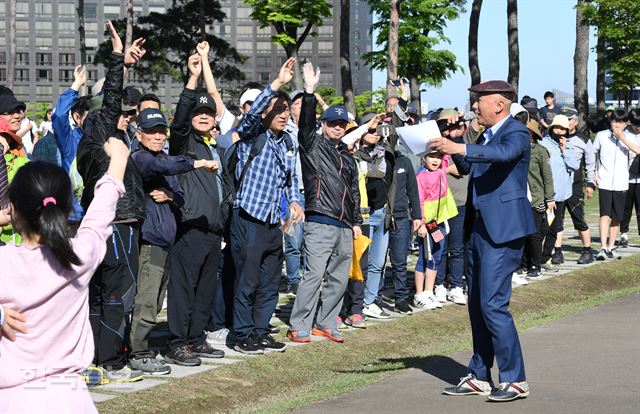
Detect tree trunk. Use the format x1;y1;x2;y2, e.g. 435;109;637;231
468;0;483;86
409;76;421;116
125;0;134;80
7;0;16;90
77;0;87;66
506;0;519;99
199;0;207;40
573;0;589;137
340;0;356;116
596;32;606;116
386;0;400;98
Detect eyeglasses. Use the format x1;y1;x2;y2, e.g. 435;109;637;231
3;108;25;116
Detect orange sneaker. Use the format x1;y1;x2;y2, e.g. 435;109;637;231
311;327;345;343
286;330;311;343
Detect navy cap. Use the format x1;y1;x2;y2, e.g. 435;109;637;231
468;80;516;100
0;94;26;114
320;105;349;123
137;108;167;131
406;102;419;115
192;93;216;114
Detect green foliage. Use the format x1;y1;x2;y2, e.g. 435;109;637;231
26;102;51;123
95;0;245;89
243;0;332;54
363;0;465;87
580;1;640;101
316;87;386;118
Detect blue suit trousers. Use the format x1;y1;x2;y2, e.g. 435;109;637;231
467;216;526;384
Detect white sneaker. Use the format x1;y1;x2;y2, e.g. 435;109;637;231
512;272;529;286
363;302;391;319
421;292;441;310
434;285;447;303
447;287;467;305
206;328;230;345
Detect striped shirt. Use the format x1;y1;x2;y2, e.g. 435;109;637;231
540;136;580;202
234;86;301;224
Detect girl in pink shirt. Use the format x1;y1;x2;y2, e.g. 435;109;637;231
0;138;129;413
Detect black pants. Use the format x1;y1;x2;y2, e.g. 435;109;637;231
621;183;640;234
542;201;566;263
167;226;221;350
342;224;369;317
566;182;589;231
208;239;236;332
523;209;548;270
90;223;140;370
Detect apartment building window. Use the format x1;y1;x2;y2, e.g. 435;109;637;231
59;69;74;82
59;3;75;16
16;69;29;82
0;69;5;82
36;53;52;66
60;53;76;66
87;70;98;81
36;21;52;34
17;53;29;65
35;2;53;15
259;72;270;84
16;2;28;17
85;3;97;19
37;69;52;81
0;52;5;65
16;21;29;32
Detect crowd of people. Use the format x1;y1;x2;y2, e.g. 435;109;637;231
1;21;640;411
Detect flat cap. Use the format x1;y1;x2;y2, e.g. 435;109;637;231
468;80;516;100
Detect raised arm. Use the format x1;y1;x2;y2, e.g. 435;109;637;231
298;62;321;152
169;54;200;155
197;41;225;121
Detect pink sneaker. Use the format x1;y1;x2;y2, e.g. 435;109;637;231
345;314;367;329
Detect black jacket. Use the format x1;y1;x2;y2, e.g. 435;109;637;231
298;93;362;227
77;52;145;222
169;88;231;234
392;153;421;221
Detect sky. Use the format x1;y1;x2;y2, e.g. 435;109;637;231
371;0;598;112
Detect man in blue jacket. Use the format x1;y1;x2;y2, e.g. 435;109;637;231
431;81;536;402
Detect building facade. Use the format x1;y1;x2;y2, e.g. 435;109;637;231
0;0;372;109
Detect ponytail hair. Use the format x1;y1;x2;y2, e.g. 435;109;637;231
8;162;82;269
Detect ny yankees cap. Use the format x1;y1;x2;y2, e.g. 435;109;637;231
192;93;216;114
320;105;349;123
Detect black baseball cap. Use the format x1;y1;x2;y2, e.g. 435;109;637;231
137;108;167;131
0;95;26;114
192;93;216;114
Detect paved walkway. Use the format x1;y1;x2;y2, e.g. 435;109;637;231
89;231;640;404
294;294;640;414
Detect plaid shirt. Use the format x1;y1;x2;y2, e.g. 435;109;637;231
234;86;301;224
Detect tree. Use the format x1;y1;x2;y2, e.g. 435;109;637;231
76;0;87;65
468;0;483;86
7;0;16;90
316;87;387;116
574;0;590;136
581;1;640;111
507;0;519;98
95;0;245;89
364;0;465;114
387;0;400;98
339;0;356;116
125;0;134;80
244;0;332;89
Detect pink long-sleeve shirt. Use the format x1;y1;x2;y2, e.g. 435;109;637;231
0;174;124;413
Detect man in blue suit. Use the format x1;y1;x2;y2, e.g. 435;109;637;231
430;81;536;402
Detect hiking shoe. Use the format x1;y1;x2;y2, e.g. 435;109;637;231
363;302;391;319
394;300;413;315
191;342;225;359
234;334;265;355
129;356;171;375
286;283;299;297
164;346;202;366
100;366;144;383
511;272;529;286
80;365;106;386
576;250;594;264
487;381;530;402
447;287;467;305
606;248;622;260
311;327;345;343
550;250;564;265
344;314;366;328
286;329;311;343
526;268;542;280
434;285;447;303
595;248;607;261
618;236;629;248
442;373;492;396
540;262;559;272
256;333;287;352
206;328;231;346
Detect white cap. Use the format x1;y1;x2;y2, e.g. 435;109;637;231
510;103;527;118
239;88;261;107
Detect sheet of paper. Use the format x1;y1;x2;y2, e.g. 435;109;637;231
396;121;442;157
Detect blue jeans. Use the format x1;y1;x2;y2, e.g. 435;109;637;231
437;205;466;288
388;217;412;304
364;208;389;305
283;197;305;285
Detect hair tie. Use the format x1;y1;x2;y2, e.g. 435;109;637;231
42;197;57;207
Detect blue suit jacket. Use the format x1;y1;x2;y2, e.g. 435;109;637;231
453;116;536;245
